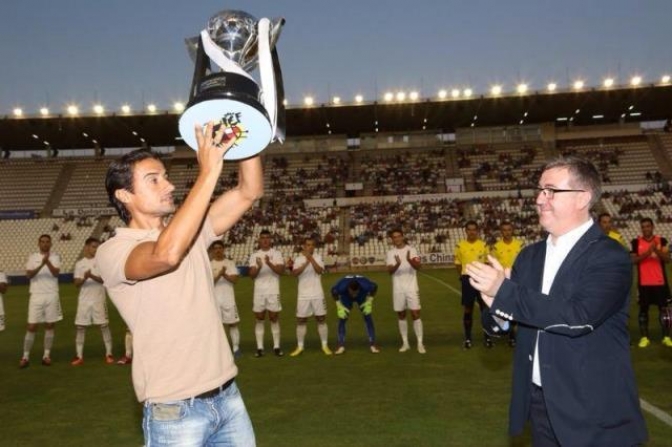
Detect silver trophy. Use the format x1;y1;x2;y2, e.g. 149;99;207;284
178;10;286;159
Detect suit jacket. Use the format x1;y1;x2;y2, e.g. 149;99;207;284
488;223;647;447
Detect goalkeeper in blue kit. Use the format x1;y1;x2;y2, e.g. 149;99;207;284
330;275;379;354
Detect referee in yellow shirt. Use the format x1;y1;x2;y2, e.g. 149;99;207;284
454;220;490;349
490;221;524;347
598;212;628;248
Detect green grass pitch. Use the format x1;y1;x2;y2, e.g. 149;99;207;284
1;270;671;446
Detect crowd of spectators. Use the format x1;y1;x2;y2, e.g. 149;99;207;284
359;151;446;196
224;203;341;255
560;145;622;184
458;145;541;191
265;154;350;203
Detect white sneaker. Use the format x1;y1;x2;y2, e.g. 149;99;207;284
398;344;411;353
417;344;426;354
370;345;380;354
334;346;346;355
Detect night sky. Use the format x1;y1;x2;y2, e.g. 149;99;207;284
1;0;670;114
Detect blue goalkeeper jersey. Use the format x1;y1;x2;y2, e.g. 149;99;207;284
331;275;377;307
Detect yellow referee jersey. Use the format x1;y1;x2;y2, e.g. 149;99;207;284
454;239;489;274
607;230;628;248
491;238;524;269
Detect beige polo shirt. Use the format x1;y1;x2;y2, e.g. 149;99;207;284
97;218;236;403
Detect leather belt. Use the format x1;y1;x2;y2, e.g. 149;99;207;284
193;378;235;400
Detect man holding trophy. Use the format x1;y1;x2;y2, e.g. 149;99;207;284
98;10;284;447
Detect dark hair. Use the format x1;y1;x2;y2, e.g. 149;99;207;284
85;237;100;246
388;228;403;237
640;217;654;226
38;234;51;241
105;149;161;224
542;156;601;209
500;221;513;228
347;280;361;293
259;229;272;237
210;240;225;249
464;220;479;229
597;212;611;221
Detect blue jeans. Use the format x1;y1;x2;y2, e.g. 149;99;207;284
143;381;255;447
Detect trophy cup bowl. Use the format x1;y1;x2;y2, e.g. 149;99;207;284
178;10;285;160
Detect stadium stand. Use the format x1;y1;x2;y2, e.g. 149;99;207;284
2;120;672;275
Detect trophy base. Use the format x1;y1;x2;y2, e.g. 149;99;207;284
178;98;273;160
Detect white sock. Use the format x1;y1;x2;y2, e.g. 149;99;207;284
44;329;55;358
125;331;133;358
271;321;281;349
229;325;240;352
23;331;36;359
398;319;409;346
296;324;306;349
413;319;424;345
255;320;265;350
317;322;329;346
76;327;86;358
101;325;113;356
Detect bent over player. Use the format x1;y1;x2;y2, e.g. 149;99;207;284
331;275;379;354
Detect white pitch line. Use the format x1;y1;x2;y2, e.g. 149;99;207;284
640;398;672;428
419;271;461;296
420;271;672;428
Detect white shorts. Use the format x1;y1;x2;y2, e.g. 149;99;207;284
28;293;63;324
0;296;4;331
253;294;282;313
296;298;327;318
215;295;240;324
393;290;421;312
75;298;109;326
218;304;240;325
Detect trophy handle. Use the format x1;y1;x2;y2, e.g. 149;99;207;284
271;45;286;143
258;18;285;143
187;35;210;101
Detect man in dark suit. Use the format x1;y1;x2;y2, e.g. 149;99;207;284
466;156;647;447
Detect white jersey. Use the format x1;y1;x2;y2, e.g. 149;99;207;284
26;252;61;295
294;253;325;301
74;257;106;302
211;258;238;303
386;245;420;293
0;271;6;302
0;271;6;330
248;248;283;295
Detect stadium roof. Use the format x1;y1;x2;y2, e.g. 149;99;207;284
1;85;671;151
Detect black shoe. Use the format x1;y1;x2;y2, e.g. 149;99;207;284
485;338;494;349
254;349;264;358
463;339;472;350
274;348;284;357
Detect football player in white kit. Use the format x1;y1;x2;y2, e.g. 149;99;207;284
248;230;285;357
210;240;242;357
71;237;114;365
386;229;425;353
0;269;8;331
20;234;62;368
290;237;332;356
